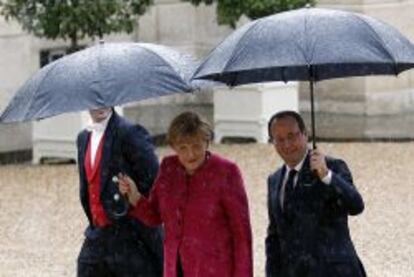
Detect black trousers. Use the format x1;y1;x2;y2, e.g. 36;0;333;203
282;257;365;277
77;225;160;277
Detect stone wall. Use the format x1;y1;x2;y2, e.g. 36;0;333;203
0;17;33;160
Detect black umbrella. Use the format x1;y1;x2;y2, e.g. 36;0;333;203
193;7;414;148
0;42;198;122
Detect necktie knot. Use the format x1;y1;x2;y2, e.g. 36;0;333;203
288;169;297;181
285;169;297;193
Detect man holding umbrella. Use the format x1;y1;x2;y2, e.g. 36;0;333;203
265;110;366;277
76;107;163;277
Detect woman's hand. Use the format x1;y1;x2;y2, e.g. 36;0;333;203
117;173;141;206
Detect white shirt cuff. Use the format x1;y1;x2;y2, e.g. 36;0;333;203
321;170;332;185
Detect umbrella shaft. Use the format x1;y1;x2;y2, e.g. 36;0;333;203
310;80;316;149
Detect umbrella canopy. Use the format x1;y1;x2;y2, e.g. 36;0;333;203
192;7;414;147
1;42;197;122
194;7;414;84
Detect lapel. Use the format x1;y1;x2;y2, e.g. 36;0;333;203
297;152;318;188
78;131;89;164
78;131;90;195
99;112;118;195
271;167;286;220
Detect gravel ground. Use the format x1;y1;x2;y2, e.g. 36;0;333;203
0;143;413;277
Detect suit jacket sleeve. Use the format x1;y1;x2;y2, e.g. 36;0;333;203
121;124;159;195
265;174;282;277
328;158;364;215
222;163;253;277
117;122;163;269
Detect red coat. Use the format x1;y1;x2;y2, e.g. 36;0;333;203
130;152;253;277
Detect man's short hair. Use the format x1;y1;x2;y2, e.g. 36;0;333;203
267;110;307;140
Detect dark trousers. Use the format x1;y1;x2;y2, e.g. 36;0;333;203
281;256;365;277
77;225;160;277
282;256;320;277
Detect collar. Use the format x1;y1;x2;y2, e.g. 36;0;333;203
85;111;112;133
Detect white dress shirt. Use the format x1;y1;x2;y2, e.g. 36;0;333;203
86;111;112;167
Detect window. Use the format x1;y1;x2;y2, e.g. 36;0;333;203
39;48;67;68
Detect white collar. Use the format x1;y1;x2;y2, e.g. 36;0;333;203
86;111;112;133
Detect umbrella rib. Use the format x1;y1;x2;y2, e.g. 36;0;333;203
192;20;256;80
304;9;315;79
220;19;263;79
354;14;398;73
140;45;193;93
21;62;61;121
95;46;105;106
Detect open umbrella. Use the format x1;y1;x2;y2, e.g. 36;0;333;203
0;42;197;122
192;7;414;148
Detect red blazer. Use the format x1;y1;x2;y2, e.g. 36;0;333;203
130;152;253;277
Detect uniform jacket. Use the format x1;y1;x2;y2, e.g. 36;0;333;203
130;152;253;277
265;153;366;277
76;112;163;269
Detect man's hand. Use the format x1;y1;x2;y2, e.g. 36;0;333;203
117;173;141;206
310;149;329;180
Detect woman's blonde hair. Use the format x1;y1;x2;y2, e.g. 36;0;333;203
167;111;213;146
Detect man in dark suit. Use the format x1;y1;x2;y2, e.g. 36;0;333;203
76;107;163;277
265;110;366;277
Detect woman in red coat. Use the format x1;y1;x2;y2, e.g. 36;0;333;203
118;111;253;277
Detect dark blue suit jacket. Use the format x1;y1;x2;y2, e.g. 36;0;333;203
76;112;162;268
265;153;366;277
